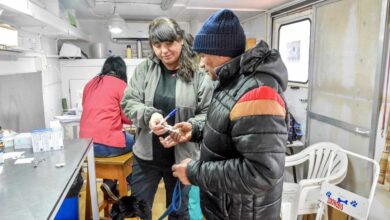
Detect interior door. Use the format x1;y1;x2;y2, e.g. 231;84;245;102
272;9;313;142
306;0;385;195
271;0;387;196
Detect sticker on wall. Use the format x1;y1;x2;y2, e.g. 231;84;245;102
286;41;301;62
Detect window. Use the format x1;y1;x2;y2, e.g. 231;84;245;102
278;19;311;83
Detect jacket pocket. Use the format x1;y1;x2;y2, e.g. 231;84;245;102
204;191;229;218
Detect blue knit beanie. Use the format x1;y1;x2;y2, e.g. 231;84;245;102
193;9;246;58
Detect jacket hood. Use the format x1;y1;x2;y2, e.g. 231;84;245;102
240;41;288;91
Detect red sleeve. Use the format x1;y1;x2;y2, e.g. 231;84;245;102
121;110;132;124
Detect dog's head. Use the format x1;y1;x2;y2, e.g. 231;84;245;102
110;195;149;220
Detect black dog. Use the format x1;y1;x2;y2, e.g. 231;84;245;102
110;195;149;220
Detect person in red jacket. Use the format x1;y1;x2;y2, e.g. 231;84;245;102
80;56;134;200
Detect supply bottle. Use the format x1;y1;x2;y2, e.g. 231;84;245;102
126;45;132;59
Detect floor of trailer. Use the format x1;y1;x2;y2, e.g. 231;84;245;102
370;184;390;219
77;177;390;220
78;180;166;219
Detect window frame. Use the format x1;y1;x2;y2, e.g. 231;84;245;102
277;18;312;84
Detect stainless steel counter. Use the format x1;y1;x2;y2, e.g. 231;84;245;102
0;138;99;220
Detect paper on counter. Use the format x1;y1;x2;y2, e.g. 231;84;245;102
54;115;81;123
4;151;25;160
14;157;34;164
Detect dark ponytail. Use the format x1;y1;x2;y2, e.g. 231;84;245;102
99;56;127;83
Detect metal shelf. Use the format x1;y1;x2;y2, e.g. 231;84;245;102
0;0;90;41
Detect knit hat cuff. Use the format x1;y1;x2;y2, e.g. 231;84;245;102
193;48;245;58
193;34;245;58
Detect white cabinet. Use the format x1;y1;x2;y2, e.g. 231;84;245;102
60;58;144;108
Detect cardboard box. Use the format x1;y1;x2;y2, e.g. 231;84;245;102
379;151;389;184
302;206;349;220
328;206;349;219
385;154;390;191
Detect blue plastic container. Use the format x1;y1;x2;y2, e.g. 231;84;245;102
55;196;79;220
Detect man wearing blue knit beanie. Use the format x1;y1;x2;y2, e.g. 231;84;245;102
166;9;288;219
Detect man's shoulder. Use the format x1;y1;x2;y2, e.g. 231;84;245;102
246;73;282;93
229;74;286;121
232;73;279;97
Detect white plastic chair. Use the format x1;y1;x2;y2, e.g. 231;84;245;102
281;142;348;220
315;148;379;220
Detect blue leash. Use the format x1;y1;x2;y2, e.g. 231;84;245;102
158;180;182;220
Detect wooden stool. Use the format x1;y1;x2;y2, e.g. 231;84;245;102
85;152;133;220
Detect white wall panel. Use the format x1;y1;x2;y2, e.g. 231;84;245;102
0;72;45;132
60;59;144;108
308;0;383;197
311;0;381;127
241;14;267;43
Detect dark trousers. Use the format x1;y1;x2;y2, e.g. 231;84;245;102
130;158;189;220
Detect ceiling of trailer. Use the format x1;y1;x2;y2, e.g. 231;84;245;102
60;0;292;22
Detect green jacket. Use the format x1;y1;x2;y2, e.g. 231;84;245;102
121;57;214;162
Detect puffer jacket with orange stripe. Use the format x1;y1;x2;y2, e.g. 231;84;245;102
187;41;288;220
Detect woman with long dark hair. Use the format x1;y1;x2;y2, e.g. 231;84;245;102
121;17;213;220
80;56;134;200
